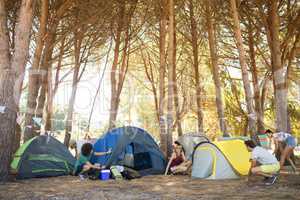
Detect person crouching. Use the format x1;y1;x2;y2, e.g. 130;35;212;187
244;140;280;185
74;143;111;179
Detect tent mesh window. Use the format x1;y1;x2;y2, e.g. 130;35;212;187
134;152;152;170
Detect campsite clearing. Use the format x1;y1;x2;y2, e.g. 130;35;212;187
1;174;300;200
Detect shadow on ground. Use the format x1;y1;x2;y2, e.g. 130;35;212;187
1;174;300;200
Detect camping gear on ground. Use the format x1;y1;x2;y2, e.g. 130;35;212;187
92;126;166;176
110;166;123;180
177;133;209;158
11;135;76;179
192;140;251;179
99;169;111;180
121;167;142;180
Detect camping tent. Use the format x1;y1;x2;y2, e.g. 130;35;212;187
177;133;209;158
11;135;76;179
192;140;250;179
92;126;166;176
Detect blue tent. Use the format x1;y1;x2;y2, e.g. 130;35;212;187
92;126;166;176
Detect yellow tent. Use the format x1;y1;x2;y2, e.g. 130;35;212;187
213;140;251;176
192;139;251;179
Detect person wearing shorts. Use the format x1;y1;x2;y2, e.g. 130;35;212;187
265;129;297;169
244;140;280;185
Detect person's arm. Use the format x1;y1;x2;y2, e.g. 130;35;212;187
85;161;101;169
248;159;257;175
164;153;175;175
94;148;112;156
273;139;279;155
181;152;186;161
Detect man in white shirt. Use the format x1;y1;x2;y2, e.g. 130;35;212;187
244;140;280;185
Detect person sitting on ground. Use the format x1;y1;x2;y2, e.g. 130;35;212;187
265;129;297;170
170;156;192;175
244;140;280;185
164;141;186;175
74;143;112;178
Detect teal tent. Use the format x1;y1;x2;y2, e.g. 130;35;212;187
11;135;76;179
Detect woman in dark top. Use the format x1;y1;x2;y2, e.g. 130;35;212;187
164;141;186;175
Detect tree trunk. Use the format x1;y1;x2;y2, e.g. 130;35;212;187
13;124;21;154
36;21;58;122
166;0;175;157
158;0;167;155
108;0;136;130
0;0;15;181
0;0;35;181
64;30;83;147
189;0;204;134
247;18;264;133
268;1;288;132
230;0;257;139
172;10;183;137
142;51;160;122
261;73;271;125
24;0;48;141
205;0;228;137
44;36;65;131
108;2;124;130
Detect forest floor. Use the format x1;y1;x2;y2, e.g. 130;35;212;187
1;173;300;200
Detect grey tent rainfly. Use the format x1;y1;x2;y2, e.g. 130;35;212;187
177;133;209;158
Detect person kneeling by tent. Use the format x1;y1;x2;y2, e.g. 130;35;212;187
244;140;280;185
164;141;186;175
265;129;297;171
74;143;112;179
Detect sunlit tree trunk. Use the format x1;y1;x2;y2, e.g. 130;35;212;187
0;0;35;181
189;0;203;134
205;0;228;137
261;74;271;126
247;18;264;133
267;1;288;132
172;8;183;137
158;0;167;155
166;0;175;157
24;0;48;141
230;0;257;139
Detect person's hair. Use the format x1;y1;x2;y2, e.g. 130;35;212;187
174;141;181;146
244;140;256;149
81;143;93;156
265;129;273;134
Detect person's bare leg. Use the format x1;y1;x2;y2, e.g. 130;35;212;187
280;146;293;169
285;147;297;172
172;165;187;174
81;165;91;173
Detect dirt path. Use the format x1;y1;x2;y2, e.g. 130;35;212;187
1;174;300;200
